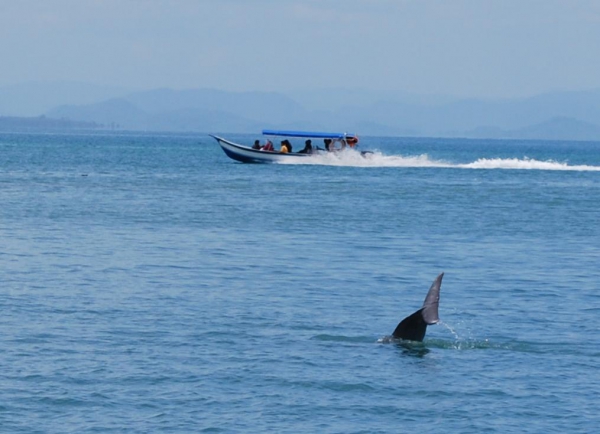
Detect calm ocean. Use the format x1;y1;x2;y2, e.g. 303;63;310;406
1;132;599;433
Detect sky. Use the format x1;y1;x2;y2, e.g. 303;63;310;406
1;0;600;98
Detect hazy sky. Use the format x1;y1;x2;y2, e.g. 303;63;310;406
2;0;599;97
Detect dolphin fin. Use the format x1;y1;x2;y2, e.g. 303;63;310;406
391;273;444;342
392;308;428;341
421;272;443;324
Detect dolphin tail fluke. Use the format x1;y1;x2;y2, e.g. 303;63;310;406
391;273;444;342
421;272;443;325
392;308;428;342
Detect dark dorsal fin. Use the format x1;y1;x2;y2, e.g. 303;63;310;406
421;273;443;324
391;273;444;342
392;308;427;341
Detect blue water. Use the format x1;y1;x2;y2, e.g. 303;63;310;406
1;132;599;433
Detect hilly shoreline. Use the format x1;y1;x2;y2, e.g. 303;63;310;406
2;83;600;140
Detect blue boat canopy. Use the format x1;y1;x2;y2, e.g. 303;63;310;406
262;129;356;139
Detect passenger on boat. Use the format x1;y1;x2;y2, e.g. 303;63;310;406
298;139;313;154
284;139;292;152
261;140;274;151
252;140;261;150
346;136;359;147
280;140;290;153
324;138;333;151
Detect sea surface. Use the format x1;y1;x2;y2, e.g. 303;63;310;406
1;131;599;433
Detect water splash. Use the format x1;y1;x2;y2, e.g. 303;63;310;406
439;321;460;340
430;321;493;350
278;150;600;171
376;321;495;351
425;338;493;351
278;150;445;168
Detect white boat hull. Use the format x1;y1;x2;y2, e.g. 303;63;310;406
211;135;312;163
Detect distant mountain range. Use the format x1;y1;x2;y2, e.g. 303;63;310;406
0;115;100;132
463;117;600;141
0;81;129;117
1;81;600;140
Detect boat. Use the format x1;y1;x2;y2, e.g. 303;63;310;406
210;129;361;164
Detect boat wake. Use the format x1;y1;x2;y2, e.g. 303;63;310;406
458;157;600;171
279;150;600;171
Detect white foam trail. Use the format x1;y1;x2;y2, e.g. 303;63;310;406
278;150;600;171
459;157;600;171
